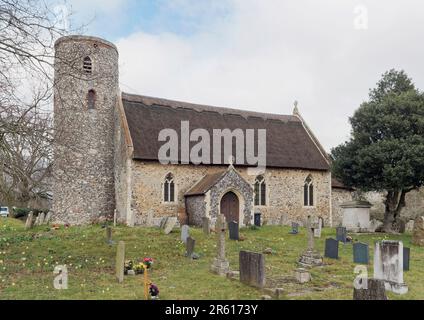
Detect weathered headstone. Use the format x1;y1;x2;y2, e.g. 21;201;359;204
186;236;196;258
353;279;388;300
254;212;261;227
374;240;408;294
324;238;339;259
115;241;125;283
412;216;424;246
314;217;323;238
181;225;190;244
336;226;347;243
163;217;177;234
202;217;210;235
405;220;415;233
353;242;369;265
295;268;311;284
403;247;410;271
239;251;265;288
289;222;299;235
37;212;45;226
106;226;114;245
159;217;168;229
228;221;239;240
44;211;52;225
210;215;230;275
298;216;323;267
25;212;34;230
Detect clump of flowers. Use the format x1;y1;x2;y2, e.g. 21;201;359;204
143;258;154;269
133;262;146;274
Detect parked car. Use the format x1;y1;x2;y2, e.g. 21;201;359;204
0;207;9;217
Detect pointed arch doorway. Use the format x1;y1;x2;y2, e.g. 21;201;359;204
220;191;240;224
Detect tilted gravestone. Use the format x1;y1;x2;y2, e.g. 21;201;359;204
239;251;265;288
163;217;178;234
228;221;239;240
353;279;388;300
202;217;210;235
336;226;347;243
115;241;125;283
324;238;339;259
289;222;299;235
159;217;168;229
44;211;52;225
181;225;190;244
374;240;408;294
37;212;45;226
403;247;410;271
353;242;369;265
186;236;196;258
25;212;34;230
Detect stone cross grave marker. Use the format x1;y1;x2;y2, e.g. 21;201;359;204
228;221;239;240
164;217;178;235
336;226;347;243
289;222;299;235
186;236;196;258
298;216;323;267
115;241;125;283
25;212;34;230
374;240;408;294
239;251;265;288
210;215;230;275
202;217;210;235
353;242;369;265
353;279;387;300
181;225;190;244
314;217;323;238
403;247;410;271
324;238;339;259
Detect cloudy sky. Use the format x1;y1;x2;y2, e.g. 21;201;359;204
59;0;424;152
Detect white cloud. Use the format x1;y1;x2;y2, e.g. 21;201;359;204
115;0;424;151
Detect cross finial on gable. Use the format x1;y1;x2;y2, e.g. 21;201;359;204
293;100;300;116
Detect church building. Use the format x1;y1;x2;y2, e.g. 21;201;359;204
52;35;345;228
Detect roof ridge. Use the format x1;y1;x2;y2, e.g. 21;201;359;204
121;92;299;122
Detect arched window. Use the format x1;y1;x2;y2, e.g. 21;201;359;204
83;56;92;74
304;175;314;207
87;89;96;109
164;173;175;203
254;175;266;206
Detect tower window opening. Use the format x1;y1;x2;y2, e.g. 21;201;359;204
83;56;92;74
87;89;96;109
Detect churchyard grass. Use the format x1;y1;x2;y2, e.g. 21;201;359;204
0;218;423;300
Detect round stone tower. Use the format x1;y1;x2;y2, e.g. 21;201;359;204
52;35;119;225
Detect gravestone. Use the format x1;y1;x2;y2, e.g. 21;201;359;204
115;241;125;283
314;217;323;238
202;217;211;235
336;226;347;243
254;213;261;227
181;225;190;244
353;242;369;265
159;217;168;229
412;216;424;246
163;217;177;234
403;247;410;271
44;211;52;225
186;236;196;258
210;215;230;275
405;220;415;233
324;238;339;259
25;212;34;230
37;212;45;226
228;221;239;240
295;268;311;284
298;216;323;267
239;251;265;288
374;240;408;294
289;222;299;235
106;226;114;245
353;279;388;300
